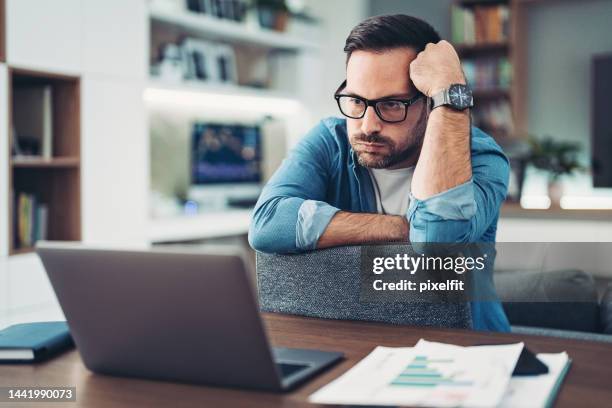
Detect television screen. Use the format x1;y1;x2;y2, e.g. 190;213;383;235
592;54;612;187
191;123;261;185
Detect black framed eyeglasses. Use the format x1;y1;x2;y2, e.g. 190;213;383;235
333;80;424;123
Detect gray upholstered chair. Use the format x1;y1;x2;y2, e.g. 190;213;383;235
255;245;472;329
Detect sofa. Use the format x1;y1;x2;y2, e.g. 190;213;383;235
495;268;612;342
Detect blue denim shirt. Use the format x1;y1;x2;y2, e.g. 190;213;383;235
249;117;511;332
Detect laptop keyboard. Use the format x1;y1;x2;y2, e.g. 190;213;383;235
277;362;309;378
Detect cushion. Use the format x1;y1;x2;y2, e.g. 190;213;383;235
494;269;600;332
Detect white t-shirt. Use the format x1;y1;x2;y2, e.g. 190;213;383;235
368;166;415;216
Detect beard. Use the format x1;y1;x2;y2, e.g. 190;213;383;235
352;107;428;169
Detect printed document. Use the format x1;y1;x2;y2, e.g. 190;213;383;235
309;340;523;407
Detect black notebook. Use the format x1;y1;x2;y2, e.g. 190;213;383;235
0;321;74;363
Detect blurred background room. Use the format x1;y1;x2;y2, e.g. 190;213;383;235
1;0;612;327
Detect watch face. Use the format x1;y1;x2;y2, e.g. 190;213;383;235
448;84;473;109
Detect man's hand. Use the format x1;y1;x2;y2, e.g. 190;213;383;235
409;40;465;97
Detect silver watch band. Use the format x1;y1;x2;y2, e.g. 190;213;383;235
430;89;449;110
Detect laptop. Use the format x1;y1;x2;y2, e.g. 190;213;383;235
36;242;343;391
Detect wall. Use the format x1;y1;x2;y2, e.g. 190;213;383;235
521;0;612;198
526;0;612;151
369;0;453;39
304;0;369;121
80;0;149;246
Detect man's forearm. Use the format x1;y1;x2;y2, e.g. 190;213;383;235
317;211;409;249
409;40;472;200
410;107;471;200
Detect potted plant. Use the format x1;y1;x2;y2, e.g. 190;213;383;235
527;135;584;208
253;0;289;31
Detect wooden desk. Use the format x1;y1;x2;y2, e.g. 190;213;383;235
1;313;611;407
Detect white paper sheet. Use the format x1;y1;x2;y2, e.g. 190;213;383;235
309;340;524;408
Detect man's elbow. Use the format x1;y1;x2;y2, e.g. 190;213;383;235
248;220;299;254
248;223;277;253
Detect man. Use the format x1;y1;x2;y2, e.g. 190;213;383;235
249;15;510;332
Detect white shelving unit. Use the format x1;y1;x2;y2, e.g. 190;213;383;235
5;0;82;74
146;3;320;244
0;0;150;317
149;5;319;51
149;76;297;99
146;77;302;114
148;209;252;244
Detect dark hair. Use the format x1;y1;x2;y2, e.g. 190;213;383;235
344;14;441;62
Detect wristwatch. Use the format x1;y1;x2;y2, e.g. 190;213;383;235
430;83;474;111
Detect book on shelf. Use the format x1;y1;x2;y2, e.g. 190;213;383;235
14;192;49;250
452;4;510;45
12;84;53;160
183;38;238;84
498;57;512;88
463;57;512;90
185;0;248;22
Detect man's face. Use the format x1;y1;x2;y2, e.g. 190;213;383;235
345;47;427;169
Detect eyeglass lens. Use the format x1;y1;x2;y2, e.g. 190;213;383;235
337;96;407;122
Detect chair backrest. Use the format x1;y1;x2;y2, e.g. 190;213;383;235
256;245;472;329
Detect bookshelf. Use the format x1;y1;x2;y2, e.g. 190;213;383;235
451;0;524;142
11;157;80;169
147;2;319;241
150;5;318;52
8;68;81;255
148;4;320;94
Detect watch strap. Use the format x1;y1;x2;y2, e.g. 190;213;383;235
430;89;449;110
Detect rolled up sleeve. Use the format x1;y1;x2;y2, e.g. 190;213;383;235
407;130;509;243
296;200;341;251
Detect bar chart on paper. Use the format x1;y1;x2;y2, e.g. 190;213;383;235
390;355;474;387
310;343;523;407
